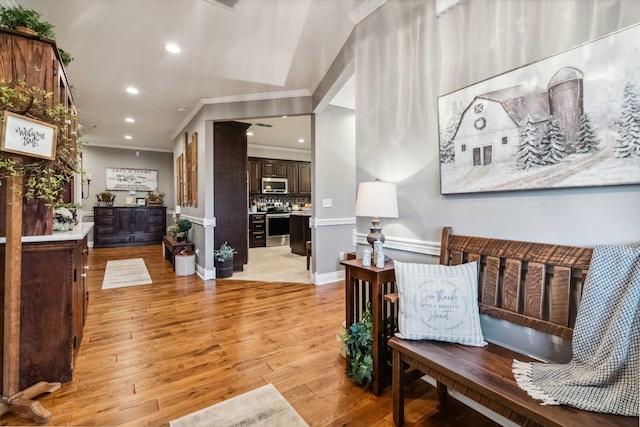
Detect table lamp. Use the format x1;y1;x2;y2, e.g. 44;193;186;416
354;180;399;258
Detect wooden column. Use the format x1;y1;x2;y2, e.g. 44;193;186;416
1;164;60;423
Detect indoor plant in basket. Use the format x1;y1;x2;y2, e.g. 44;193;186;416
214;241;236;278
176;218;192;242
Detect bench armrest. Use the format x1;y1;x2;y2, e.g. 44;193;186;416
384;292;398;304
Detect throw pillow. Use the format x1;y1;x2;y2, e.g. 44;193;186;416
393;260;486;347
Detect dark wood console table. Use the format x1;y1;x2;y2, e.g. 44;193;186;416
340;258;396;395
163;235;195;270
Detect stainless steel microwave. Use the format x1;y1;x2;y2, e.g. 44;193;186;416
261;177;288;194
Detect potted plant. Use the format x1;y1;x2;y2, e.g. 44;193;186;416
0;5;73;66
96;190;114;205
176;218;192;242
342;302;373;387
214;241;236;278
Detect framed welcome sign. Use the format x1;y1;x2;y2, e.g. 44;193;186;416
1;111;58;160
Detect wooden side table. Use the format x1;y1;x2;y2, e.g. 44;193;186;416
163;235;195;271
340;258;396;395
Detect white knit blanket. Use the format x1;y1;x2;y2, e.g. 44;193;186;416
513;245;640;417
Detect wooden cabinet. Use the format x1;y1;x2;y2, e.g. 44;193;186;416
0;234;89;391
248;158;262;194
93;207;166;248
298;163;312;195
0;29;78;237
214;122;249;271
289;213;311;255
287;163;299;195
249;213;266;248
262;160;287;178
247;157;311;196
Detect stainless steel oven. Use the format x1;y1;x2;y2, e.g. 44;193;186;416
266;213;290;246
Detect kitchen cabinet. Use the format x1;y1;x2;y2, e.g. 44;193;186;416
262;160;287;178
287;163;299;195
249;213;266;248
93;206;166;248
290;213;311;256
298;163;312;195
248;158;262;194
214;122;250;271
247;157;311;196
0;227;91;391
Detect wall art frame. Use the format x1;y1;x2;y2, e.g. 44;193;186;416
105;167;158;192
437;23;640;195
1;111;58;160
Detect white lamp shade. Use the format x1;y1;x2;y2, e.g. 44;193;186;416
354;181;399;218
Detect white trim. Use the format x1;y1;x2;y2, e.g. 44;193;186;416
349;0;388;24
312;269;345;286
310;217;356;228
248;143;311;155
197;263;215;280
354;232;440;256
205;217;216;227
201;89;311;105
85;142;173;153
172;99;204;140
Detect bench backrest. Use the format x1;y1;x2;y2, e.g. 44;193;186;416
439;227;593;340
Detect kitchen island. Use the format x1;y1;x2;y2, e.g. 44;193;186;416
289;211;311;256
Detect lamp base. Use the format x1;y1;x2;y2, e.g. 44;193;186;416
366;217;385;261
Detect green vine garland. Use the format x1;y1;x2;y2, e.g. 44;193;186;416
0;77;83;204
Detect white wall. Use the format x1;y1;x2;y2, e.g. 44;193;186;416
312;105;356;283
355;0;640;254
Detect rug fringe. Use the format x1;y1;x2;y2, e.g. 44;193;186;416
512;360;560;406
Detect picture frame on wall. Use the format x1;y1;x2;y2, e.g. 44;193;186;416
437;23;640;195
105;167;158;192
136;197;146;206
0;111;58;160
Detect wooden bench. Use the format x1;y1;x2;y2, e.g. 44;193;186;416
163;235;195;271
387;227;636;427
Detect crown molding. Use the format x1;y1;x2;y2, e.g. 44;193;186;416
349;0;387;25
85;142;174;153
201;89;312;105
248;143;310;155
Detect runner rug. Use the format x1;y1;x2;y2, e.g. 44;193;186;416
101;258;152;289
169;383;308;427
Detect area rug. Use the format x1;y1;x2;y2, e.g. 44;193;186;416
101;258;152;289
169;383;308;427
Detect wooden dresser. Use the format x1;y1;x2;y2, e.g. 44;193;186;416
93;206;166;248
0;225;92;392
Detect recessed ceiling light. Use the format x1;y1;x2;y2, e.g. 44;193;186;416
124;135;133;140
177;106;187;112
246;131;254;136
125;117;135;123
126;87;139;94
282;116;288;118
165;43;181;54
298;138;305;143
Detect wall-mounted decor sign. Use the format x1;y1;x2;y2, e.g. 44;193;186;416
105;167;158;192
437;23;640;194
0;111;58;160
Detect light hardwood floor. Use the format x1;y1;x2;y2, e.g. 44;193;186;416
2;244;499;426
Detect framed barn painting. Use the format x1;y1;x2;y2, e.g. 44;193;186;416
437;24;640;194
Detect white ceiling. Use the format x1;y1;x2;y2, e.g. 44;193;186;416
11;0;361;152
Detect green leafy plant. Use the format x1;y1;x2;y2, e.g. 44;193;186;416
343;302;373;386
0;78;83;205
214;241;236;262
0;5;54;38
0;6;73;66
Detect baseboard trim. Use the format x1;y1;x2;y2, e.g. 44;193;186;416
313;269;345;285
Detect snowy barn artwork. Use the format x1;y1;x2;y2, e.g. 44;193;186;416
438;24;640;194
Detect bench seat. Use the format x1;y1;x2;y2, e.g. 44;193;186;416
389;337;637;427
388;227;638;427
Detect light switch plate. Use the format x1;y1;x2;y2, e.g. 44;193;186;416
322;199;332;207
